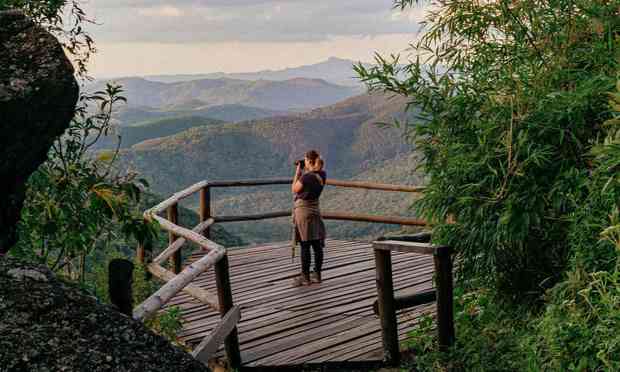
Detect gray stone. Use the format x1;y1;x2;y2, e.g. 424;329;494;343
0;10;79;254
0;257;209;371
7;268;49;282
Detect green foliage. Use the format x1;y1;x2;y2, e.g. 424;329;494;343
357;0;619;297
532;80;620;371
568;79;620;271
13;84;158;282
145;306;185;346
536;269;620;371
361;1;620;370
405;288;537;371
89;254;183;345
402;78;620;372
89;250;159;306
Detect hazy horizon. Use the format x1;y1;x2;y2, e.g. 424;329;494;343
84;1;430;78
93;54;389;81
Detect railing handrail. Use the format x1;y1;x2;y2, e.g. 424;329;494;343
133;176;427;367
145;178;425;214
372;238;455;365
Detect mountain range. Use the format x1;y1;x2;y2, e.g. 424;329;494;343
93;76;360;114
141;57;368;87
89;58;423;245
119;92;413;195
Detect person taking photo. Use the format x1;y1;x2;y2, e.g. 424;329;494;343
292;150;326;286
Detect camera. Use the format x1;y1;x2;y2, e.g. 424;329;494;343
294;159;305;169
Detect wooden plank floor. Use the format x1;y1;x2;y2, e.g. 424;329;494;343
166;239;436;367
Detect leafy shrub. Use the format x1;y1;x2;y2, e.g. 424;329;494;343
536;269;620;371
534;81;620;371
145;307;185;347
406;288;537;371
363;1;619;370
357;1;619;299
567;79;620;271
13;84;157;283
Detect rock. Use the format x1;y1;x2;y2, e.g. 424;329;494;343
0;10;79;254
0;257;209;372
7;268;49;282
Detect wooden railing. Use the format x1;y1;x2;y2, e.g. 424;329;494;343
372;235;455;365
131;177;441;367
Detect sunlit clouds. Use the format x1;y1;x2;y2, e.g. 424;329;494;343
85;0;430;77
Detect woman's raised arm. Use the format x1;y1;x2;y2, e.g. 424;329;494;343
292;163;304;193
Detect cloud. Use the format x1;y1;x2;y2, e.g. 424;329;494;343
90;33;418;78
87;0;427;44
137;5;184;17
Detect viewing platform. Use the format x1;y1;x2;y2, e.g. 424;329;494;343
131;178;454;370
167;239;435;368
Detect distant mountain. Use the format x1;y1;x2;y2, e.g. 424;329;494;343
119;92;413;197
114;103;286;126
143;57;369;87
93;76;359;113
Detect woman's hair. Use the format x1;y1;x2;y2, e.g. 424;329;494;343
305;150;321;170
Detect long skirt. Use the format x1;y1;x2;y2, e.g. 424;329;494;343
293;198;326;244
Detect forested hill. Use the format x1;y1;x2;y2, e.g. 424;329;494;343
91;76;359;112
113;104;286;127
119;92;414;198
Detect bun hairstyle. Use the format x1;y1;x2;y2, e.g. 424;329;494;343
305;150;321;170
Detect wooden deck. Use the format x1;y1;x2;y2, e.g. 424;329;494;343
166;239;436;368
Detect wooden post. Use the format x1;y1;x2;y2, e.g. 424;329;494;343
137;215;152;280
374;248;400;365
199;186;211;239
109;259;134;316
167;203;181;274
214;254;242;369
136;243;145;265
434;247;455;350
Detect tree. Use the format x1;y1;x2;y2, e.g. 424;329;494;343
357;0;619;298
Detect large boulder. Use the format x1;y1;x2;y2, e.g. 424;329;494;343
0;10;79;254
0;257;209;371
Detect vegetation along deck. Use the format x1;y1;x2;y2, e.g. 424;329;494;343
166;239;436;367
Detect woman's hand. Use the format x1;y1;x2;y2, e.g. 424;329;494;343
295;163;303;178
292;163;303;193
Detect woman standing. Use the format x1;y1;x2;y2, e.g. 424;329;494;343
292;150;327;286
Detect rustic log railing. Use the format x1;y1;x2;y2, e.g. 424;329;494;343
131;177;456;367
372;237;455;365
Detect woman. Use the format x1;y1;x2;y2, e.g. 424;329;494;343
292;150;327;286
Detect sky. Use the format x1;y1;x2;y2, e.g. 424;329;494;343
84;0;430;78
